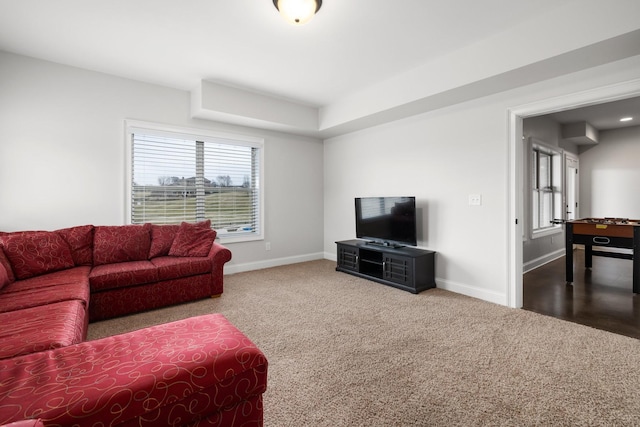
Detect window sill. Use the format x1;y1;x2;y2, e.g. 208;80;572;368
218;234;263;245
531;227;563;240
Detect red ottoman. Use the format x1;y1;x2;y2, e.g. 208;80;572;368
0;314;268;426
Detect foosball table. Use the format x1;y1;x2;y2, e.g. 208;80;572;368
565;218;640;293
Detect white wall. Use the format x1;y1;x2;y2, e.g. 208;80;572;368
579;125;640;218
3;49;640;306
325;101;506;302
0;51;324;272
324;55;640;305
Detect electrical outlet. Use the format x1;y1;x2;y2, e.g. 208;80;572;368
468;194;482;206
265;242;271;251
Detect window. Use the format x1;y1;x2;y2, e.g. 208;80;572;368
126;122;263;242
531;140;562;237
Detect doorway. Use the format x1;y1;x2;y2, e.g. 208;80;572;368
507;78;640;309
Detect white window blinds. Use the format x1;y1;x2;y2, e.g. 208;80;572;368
531;140;562;235
130;129;262;239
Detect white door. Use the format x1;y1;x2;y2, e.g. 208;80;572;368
565;155;579;221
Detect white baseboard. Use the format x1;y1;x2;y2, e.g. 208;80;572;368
436;278;508;306
230;251;508;307
523;248;565;274
224;252;326;275
324;251;337;262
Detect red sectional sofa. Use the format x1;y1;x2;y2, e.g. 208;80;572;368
0;222;268;426
1;220;232;322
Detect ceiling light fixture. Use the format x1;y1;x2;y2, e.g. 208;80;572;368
620;117;633;122
272;0;322;25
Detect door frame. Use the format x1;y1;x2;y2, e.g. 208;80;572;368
507;79;640;308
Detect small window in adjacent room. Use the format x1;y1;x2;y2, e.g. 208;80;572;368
126;121;264;242
531;139;562;238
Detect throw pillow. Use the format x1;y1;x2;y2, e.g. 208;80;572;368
0;247;15;285
148;224;180;258
56;224;94;266
0;260;10;290
93;224;152;266
168;220;216;257
1;231;75;280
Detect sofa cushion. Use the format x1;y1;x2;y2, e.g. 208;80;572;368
0;263;9;291
89;260;159;292
89;274;213;321
0;248;14;285
169;220;216;257
0;281;89;314
0;300;86;360
148;224;180;258
93;224;152;266
0;266;90;294
0;231;75;280
56;224;94;266
151;256;212;281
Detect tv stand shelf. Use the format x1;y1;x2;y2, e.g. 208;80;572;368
336;240;435;294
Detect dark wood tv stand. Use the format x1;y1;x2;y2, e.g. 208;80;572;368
336;240;436;293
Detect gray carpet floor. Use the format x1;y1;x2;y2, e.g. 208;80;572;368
88;259;640;426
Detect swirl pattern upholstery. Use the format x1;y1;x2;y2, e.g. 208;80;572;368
1;419;44;426
56;225;94;266
1;232;75;280
0;300;87;359
0;223;250;425
0;223;231;325
0;314;268;426
92;224;153;266
0;277;89;313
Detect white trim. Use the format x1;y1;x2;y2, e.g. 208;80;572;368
125;119;264;146
523;248;566;274
123;119;265;243
507;109;524;308
563;152;579;221
224;252;325;275
508;78;640;308
325;250;507;304
324;251;337;262
327;250;507;304
321;250;509;306
529;138;564;239
531;227;563;240
437;278;507;306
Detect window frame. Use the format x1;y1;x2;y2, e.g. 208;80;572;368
125;120;264;244
529;138;563;239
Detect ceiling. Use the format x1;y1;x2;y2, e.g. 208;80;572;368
0;0;638;133
0;0;561;108
546;96;640;131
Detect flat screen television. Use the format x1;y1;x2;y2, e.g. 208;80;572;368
355;196;417;247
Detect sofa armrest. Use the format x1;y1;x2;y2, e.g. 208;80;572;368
0;314;267;427
207;242;232;295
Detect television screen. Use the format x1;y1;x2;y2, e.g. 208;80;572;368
355;196;417;247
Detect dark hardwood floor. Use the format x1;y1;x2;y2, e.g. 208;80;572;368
523;249;640;340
